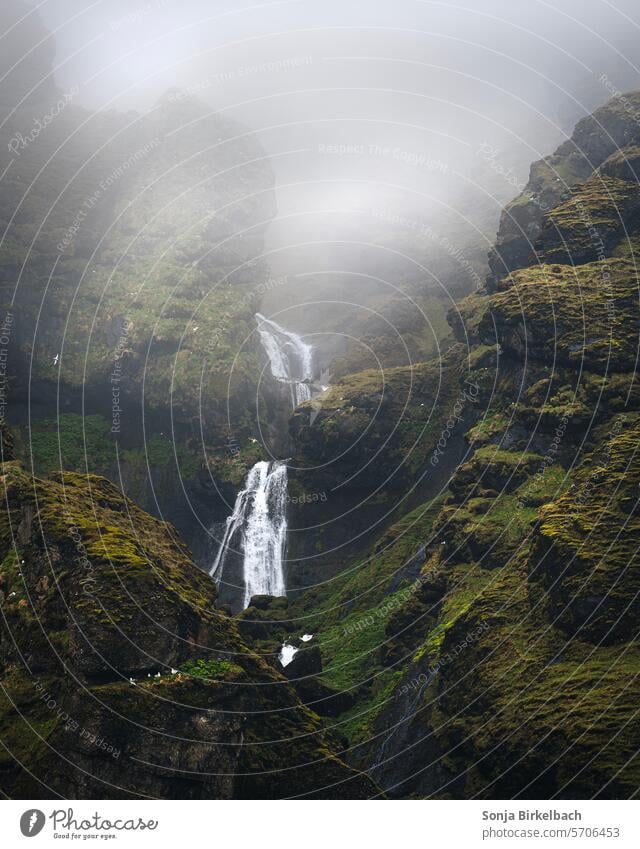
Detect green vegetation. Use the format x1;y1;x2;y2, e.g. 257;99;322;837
284;90;640;798
316;595;406;743
14;414;204;485
539;172;640;264
16;414;114;475
180;658;243;680
122;434;202;480
482;258;640;372
0;452;376;798
534;414;640;643
291;345;468;490
4;56;640;799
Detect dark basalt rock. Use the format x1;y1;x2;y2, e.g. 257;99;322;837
487;91;640;289
304;91;640;799
294;677;356;718
283;643;323;680
236;596;293;642
280;641;355;717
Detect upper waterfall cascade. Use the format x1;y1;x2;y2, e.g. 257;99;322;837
255;312;314;407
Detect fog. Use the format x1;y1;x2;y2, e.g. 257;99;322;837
10;0;640;294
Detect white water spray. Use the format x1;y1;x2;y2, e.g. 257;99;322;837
256;312;313;407
210;461;287;609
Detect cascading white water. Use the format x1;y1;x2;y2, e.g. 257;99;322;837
210;315;318;609
255;312;313;407
209;460;287;609
241;461;287;607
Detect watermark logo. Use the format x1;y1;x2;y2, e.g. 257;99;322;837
20;810;45;837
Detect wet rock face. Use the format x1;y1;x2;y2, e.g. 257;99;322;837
278;643;354;718
236;595;292;642
363;655;453;798
283;643;323;679
48;680;244;800
487;92;640;289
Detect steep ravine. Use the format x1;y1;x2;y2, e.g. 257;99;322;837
0;430;378;799
2;1;639;799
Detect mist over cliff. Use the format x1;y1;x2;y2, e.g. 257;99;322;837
1;0;640;808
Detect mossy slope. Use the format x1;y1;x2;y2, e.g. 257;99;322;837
0;456;377;798
288;91;640;799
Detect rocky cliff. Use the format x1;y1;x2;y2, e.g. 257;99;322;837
281;91;640;798
2;0;640;801
0;439;376;798
0;1;278;563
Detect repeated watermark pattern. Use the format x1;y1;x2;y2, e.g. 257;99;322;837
205;275;287;356
599;74;640;129
7;87;79;158
56;139;161;254
343;564;442;638
0;312;13;427
476;142;550;212
64;511;97;597
168;56;314;101
395;620;490;698
318;142;448;172
110;317;132;434
109;0;174;32
370;206;485;289
515;410;572;510
34;680;121;759
430;379;480;466
1;0;639;810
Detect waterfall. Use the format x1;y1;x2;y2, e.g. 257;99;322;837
210;314;317;609
255;312;313;407
210;460;287;609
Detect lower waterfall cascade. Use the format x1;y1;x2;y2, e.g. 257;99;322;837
210;460;288;609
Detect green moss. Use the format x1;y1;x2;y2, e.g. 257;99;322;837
15;414;114;476
422;565;492;660
484;259;640;373
180;658;244;680
516;463;568;507
316;596;406;743
0;668;61;771
204;439;264;488
0;549;21;595
292;344;467;486
467;410;510;447
537;173;640;264
533;414;640;643
122;434;202;480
